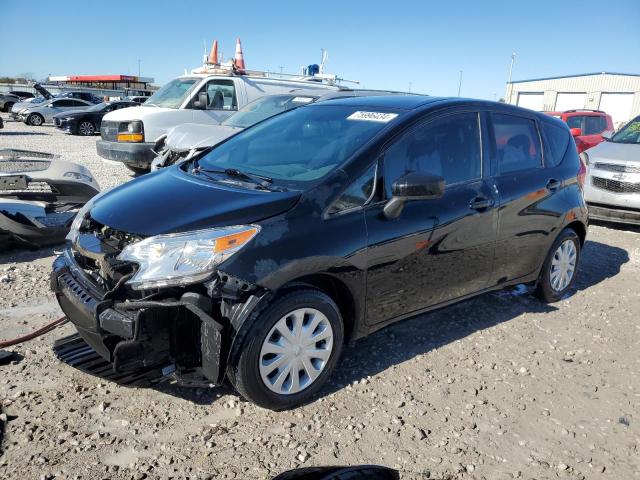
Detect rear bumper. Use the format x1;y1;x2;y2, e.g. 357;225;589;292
51;249;224;381
96;140;155;167
587;202;640;225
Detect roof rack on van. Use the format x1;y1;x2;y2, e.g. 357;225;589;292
564;109;604;113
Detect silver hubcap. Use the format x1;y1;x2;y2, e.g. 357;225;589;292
79;122;94;135
30;115;42;125
259;308;333;395
550;239;577;292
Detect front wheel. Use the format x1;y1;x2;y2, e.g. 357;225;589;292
78;120;96;136
227;289;344;410
26;113;44;126
535;228;581;303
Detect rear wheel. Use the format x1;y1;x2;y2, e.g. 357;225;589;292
535;228;581;303
227;289;344;410
26;113;44;126
78;120;96;136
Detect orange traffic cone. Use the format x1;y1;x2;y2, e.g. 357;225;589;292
234;38;246;72
208;39;218;64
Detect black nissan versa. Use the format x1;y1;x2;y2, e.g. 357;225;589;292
51;96;588;410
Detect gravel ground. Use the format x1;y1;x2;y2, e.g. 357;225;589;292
1;114;640;480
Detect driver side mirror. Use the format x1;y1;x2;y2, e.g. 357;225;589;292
193;91;208;110
570;127;582;137
383;171;445;219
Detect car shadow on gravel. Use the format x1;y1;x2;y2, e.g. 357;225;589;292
326;239;629;396
0;132;49;136
0;245;59;265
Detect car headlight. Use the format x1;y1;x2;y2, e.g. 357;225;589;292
117;225;260;290
66;198;95;244
117;121;144;142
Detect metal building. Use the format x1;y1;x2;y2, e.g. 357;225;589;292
506;72;640;128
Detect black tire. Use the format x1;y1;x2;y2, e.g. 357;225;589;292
227;288;344;410
4;102;14;113
535;228;581;303
26;113;44;126
125;164;150;175
77;120;96;136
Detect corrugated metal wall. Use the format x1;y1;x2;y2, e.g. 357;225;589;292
505;73;640;125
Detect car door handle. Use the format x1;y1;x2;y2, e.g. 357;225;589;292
546;179;561;191
469;196;494;211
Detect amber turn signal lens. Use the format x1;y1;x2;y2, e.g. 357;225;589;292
117;133;144;142
214;228;259;253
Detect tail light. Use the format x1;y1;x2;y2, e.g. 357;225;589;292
574;137;587;154
577;154;587;190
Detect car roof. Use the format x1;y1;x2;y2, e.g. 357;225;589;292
317;94;442;110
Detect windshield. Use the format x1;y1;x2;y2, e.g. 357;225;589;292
611;117;640;144
222;94;317;129
197;105;400;184
144;77;198;108
87;103;107;112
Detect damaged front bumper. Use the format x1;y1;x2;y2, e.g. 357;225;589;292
0;149;100;248
51;249;226;384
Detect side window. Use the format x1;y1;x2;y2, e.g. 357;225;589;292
382;112;481;196
566;115;584;130
542;122;570;167
70;100;86;107
491;113;542;174
54;100;71;107
328;163;377;214
584;116;604;135
200;80;237;111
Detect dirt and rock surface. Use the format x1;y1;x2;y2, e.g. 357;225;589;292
1;115;639;479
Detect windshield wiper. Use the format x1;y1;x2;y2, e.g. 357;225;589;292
192;163;275;190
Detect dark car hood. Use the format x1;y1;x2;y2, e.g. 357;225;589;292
89;167;301;236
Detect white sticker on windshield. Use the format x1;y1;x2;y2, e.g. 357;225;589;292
291;96;314;103
347;111;398;123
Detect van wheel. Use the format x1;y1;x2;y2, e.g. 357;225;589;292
227;289;344;410
26;113;44;126
125;165;150;175
535;228;581;303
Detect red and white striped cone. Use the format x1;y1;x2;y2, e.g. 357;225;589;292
234;38;246;73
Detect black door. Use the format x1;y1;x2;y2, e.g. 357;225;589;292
364;111;498;326
487;112;567;285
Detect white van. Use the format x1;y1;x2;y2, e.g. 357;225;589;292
97;73;339;173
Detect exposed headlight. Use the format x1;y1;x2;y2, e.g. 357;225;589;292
117;225;260;290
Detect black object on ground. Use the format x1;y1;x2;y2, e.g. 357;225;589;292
0;349;16;365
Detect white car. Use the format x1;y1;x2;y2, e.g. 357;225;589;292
582;115;640;225
16;98;93;126
96;72;340;173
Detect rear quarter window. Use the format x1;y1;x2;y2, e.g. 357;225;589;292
542;122;570;167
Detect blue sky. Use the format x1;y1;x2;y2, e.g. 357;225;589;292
1;0;638;99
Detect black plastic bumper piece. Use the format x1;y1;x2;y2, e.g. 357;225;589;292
96;140;155;167
51;250;224;383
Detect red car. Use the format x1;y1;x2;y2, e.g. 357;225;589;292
546;109;614;153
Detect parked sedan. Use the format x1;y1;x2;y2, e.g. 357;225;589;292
16;98;93;126
53;101;139;136
0;90;34;112
582;115;640;225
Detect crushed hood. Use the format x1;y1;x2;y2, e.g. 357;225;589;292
165;123;241;152
89;167;300;236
